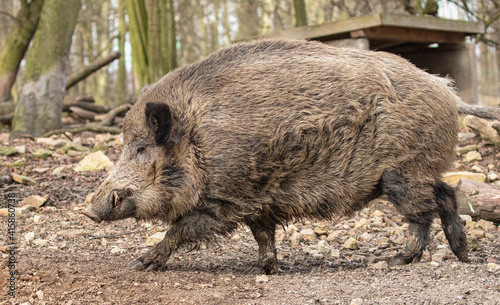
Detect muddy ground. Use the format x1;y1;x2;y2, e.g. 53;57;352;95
1;131;499;305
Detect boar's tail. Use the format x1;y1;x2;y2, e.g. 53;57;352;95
457;99;500;120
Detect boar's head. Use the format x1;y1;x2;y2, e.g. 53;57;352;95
83;97;201;224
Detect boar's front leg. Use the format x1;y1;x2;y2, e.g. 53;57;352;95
245;218;278;274
130;199;241;271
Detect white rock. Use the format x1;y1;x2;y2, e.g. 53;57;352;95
371;261;388;270
74;151;115;172
33;215;41;223
36;290;44;300
255;274;269;283
487;263;500;273
488;172;499;181
25;232;35;243
343;237;359;250
442;172;486;185
300;228;317;241
145;231;166;246
289;231;303;247
350;298;364;305
465;150;482;162
354;218;369;229
331;249;340;258
33;239;49;246
477;219;497;231
459;214;472;222
358;232;373;243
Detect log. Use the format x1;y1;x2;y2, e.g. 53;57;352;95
69;106;97;120
62;102;110;113
66;51;121;90
42;125;122;137
0;102;15;115
455;178;500;222
73;95;95;103
464;115;500;146
95;104;131;126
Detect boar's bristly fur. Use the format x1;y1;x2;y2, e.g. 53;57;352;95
84;39;497;273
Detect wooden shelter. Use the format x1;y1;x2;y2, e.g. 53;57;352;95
264;13;485;103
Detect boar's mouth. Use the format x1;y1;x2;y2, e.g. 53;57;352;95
81;208;103;223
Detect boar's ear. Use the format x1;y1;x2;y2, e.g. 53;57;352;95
145;102;183;145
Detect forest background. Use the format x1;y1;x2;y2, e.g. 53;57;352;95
0;0;499;137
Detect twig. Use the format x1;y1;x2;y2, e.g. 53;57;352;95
88;229;149;240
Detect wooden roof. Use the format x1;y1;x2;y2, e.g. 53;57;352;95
263;13;485;49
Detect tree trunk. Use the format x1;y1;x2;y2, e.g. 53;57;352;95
293;0;308;27
162;0;177;71
125;0;149;88
0;0;44;103
10;0;81;138
116;0;127;105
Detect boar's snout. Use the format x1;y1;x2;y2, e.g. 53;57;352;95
82;180;135;223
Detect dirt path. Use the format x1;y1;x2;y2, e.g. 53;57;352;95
1;133;499;305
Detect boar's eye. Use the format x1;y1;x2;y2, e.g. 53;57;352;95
136;146;146;155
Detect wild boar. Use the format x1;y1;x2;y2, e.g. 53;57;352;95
83;39;498;273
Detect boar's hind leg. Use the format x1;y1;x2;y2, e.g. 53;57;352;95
434;181;468;262
245;218;278;274
382;170;436;266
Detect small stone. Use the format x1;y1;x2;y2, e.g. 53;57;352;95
465;151;482;162
21;194;49;208
33;215;41;223
92;142;108;152
11;173;36;185
289;231;303;247
67;150;83;157
477;219;497;231
465;220;477;228
471;165;485;173
487;263;500;273
110;247;125;254
350;298;363;305
14;145;26;154
74;151;115;172
442;172;486;185
326;230;343;242
145;231;166;246
488;172;499;182
351;254;365;261
430;261;440;267
31;148;53;159
56;141;89;154
0;146;18;156
33;239;49;246
372;210;384;217
376;237;390;248
52;165;74;177
314;225;328;236
485;233;494;239
331;249;340;258
25;232;35;243
432;248;452;262
456;144;478;155
371;260;388;270
459;214;472;222
343;237;359;250
36;290;44;300
59;241;68;249
37;137;67;149
300;228;317;241
275;229;286;241
354;218;369;229
470;229;485;237
33;167;50;174
255;274;269;283
358;232;373;243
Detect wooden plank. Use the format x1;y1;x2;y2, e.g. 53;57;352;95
379;13;484;35
259;13;484;42
351;26;466;44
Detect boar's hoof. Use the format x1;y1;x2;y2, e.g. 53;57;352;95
388;252;421;267
129;247;171;272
